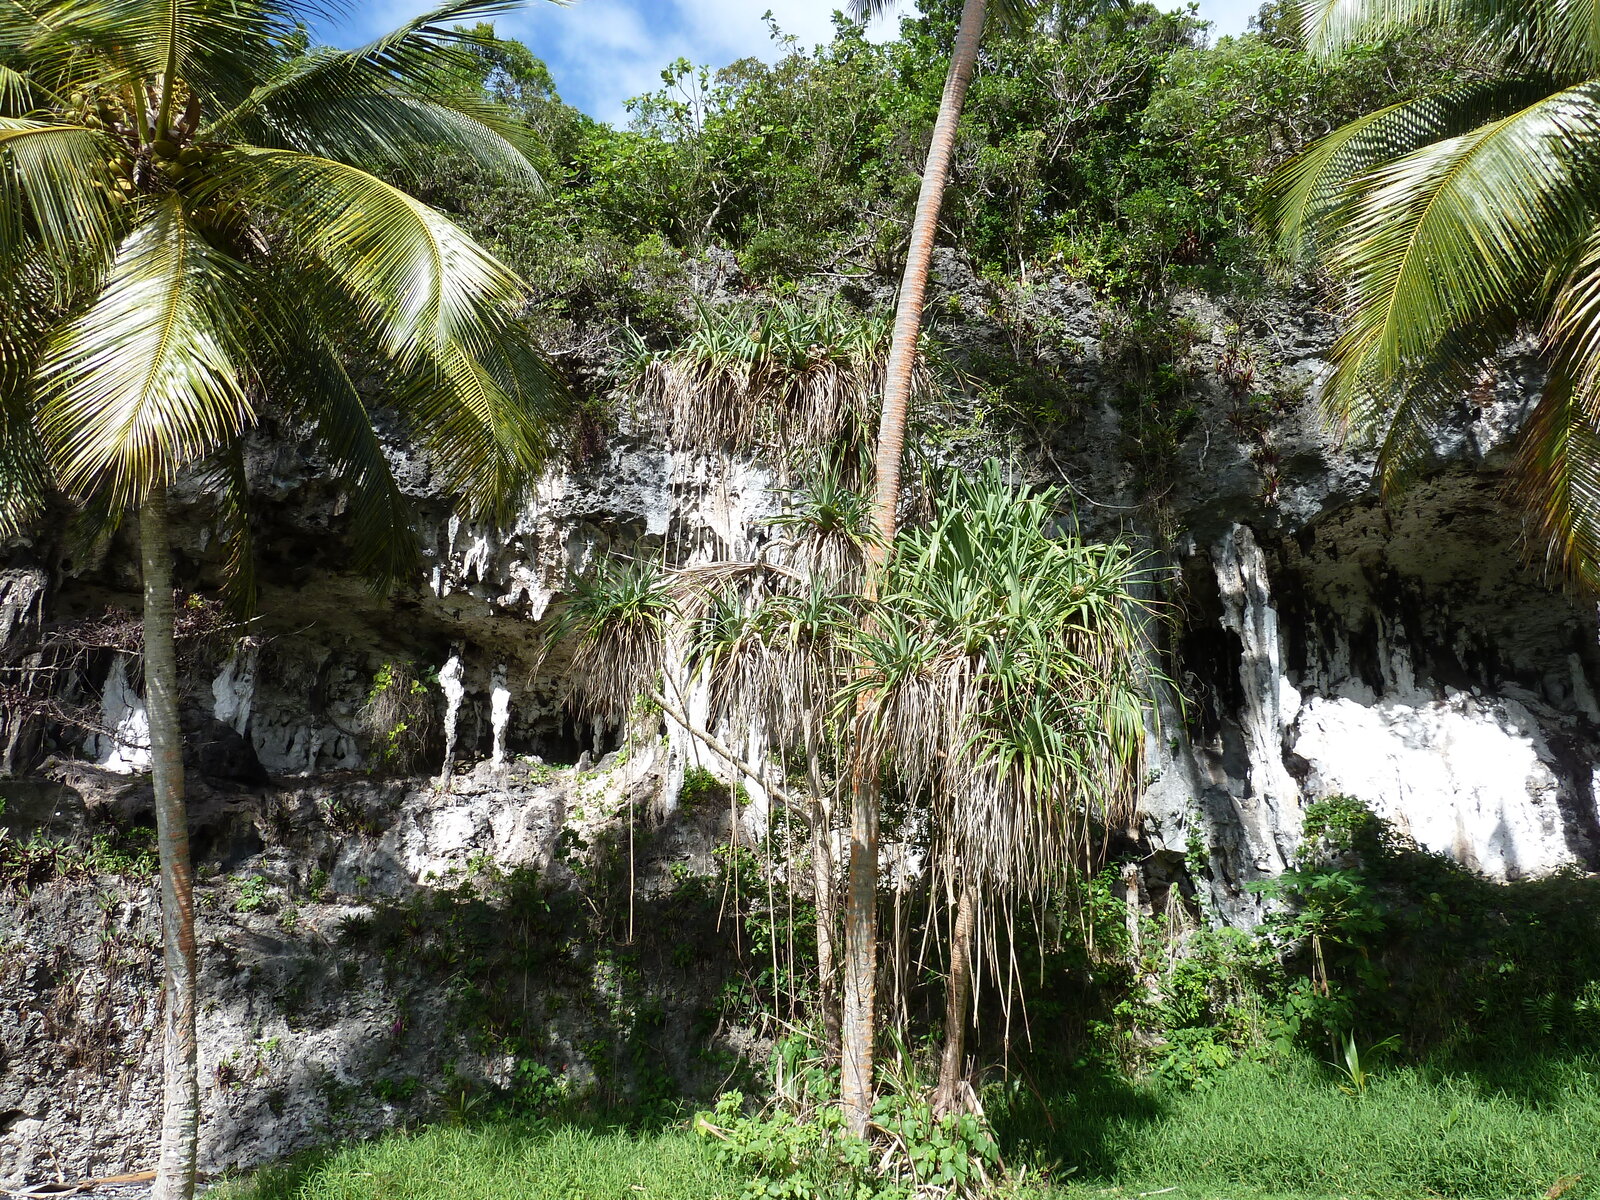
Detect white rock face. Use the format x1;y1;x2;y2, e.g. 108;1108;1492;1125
1214;525;1301;875
438;654;465;779
211;642;258;735
1292;690;1574;879
1156;493;1599;915
89;658;151;773
490;666;511;768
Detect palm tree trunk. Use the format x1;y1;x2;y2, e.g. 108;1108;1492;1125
143;486;199;1200
840;753;880;1135
842;0;989;1138
934;882;977;1115
866;0;988;555
809;791;841;1057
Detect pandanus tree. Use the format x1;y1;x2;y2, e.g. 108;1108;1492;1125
1266;0;1600;585
844;0;1039;1133
0;2;569;1195
838;465;1153;1113
685;466;875;1054
548;460;1158;1129
549;461;873;1055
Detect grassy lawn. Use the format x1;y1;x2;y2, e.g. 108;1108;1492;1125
213;1120;747;1200
1013;1051;1600;1200
216;1052;1600;1200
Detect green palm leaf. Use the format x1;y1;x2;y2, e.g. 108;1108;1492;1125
210;147;526;367
1514;370;1600;588
269;327;422;588
0;118;122;279
1292;0;1600;72
36;195;260;506
203;0;549;178
1265;80;1555;259
1320;83;1600;431
396;321;569;520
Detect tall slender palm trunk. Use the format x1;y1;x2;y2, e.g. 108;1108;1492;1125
841;0;990;1138
934;882;978;1114
143;486;199;1200
805;728;842;1056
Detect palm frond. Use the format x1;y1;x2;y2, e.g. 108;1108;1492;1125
0;386;47;537
269;327;422;590
0;118;122;280
1512;370;1600;589
209;147;526;367
36;195;260;506
1264;79;1554;261
21;0;305;111
192;437;257;613
1292;0;1600;72
1318;83;1600;433
203;0;549;180
393;319;572;521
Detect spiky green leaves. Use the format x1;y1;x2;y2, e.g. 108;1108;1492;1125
547;558;674;727
841;464;1155;899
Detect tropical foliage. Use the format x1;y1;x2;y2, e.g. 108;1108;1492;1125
547;461;1159;1145
0;2;570;1195
1266;0;1600;586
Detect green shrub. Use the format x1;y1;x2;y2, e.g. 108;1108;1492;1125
679;766;730;809
1253;796;1600;1056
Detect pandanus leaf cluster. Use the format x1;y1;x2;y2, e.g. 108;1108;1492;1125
840;463;1153;908
619;298;935;455
1267;0;1600;587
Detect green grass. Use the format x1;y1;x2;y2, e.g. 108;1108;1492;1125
1010;1051;1600;1200
214;1119;747;1200
215;1051;1600;1200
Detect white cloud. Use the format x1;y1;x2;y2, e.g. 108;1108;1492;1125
331;1;1259;125
493;0;893;124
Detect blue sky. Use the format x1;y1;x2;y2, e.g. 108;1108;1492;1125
328;1;1259;126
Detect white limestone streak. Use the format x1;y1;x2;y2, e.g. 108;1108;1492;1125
1213;524;1300;873
91;657;151;773
438;654;465;782
490;666;511;768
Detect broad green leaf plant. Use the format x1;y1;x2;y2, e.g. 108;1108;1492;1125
0;2;570;1196
1266;0;1600;587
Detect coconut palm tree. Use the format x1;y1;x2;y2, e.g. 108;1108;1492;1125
0;3;570;1195
843;0;1039;1133
1265;0;1600;585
